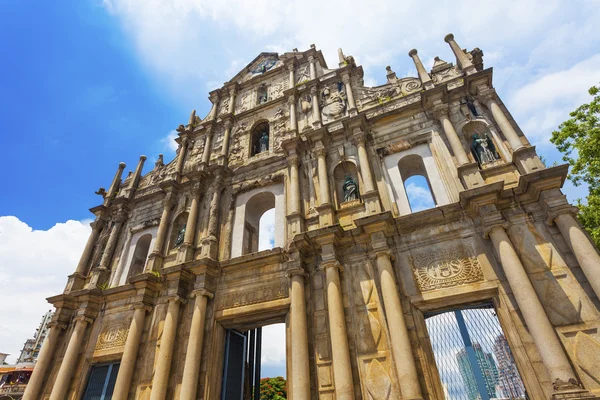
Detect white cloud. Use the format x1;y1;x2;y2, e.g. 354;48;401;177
161;129;179;153
261;323;286;366
258;209;275;251
0;216;91;363
405;180;435;212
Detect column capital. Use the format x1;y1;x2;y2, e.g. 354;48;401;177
164;190;178;207
546;204;578;226
432;104;449;120
310;85;319;95
167;295;187;305
190;180;203;197
73;315;94;325
192;288;214;299
287;94;297;104
90;218;106;231
288;154;299;167
481;211;509;239
223;119;232;129
350;132;367;146
115;210;128;223
287;62;296;72
370;249;394;262
287;267;308;279
47;321;68;330
319;260;343;272
307;55;315;63
132;303;153;313
313;147;327;158
341;73;351;83
477;88;497;104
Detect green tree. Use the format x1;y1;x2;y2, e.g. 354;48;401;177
551;84;600;247
259;376;287;400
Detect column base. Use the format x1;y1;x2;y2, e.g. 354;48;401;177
458;162;485;189
176;243;195;264
64;272;86;293
145;252;164;273
88;267;110;290
316;204;334;227
200;236;218;260
286;212;304;238
362;190;381;214
513;145;545;175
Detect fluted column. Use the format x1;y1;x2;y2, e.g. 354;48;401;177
315;147;330;206
112;305;150;400
49;317;91;400
180;290;213;400
321;261;354;399
150;297;183;400
145;192;176;272
175;136;188;175
75;219;105;275
554;212;600;299
480;90;524;151
310;86;321;126
434;106;470;166
289;268;310;400
408;49;434;90
201;128;213;166
444;33;476;75
487;223;577;383
341;74;356;112
104;161;126;205
288;95;298;132
374;251;423;399
23;322;64;400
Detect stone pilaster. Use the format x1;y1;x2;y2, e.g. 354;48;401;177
310;86;322;128
444;33;476;75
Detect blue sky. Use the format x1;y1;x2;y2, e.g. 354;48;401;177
0;0;599;371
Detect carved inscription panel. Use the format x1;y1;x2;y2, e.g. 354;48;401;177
216;282;289;310
95;319;130;352
410;246;484;292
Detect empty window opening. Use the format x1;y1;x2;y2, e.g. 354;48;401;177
82;362;120;400
404;175;435;212
242;192;275;255
424;305;526;400
221;323;286;400
251;122;270;156
129;233;152;278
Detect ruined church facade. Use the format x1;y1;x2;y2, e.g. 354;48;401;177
23;34;600;400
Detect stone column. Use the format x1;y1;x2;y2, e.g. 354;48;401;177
222;120;232;157
443;33;476;75
408;49;434;90
208;93;219;121
150;297;183;400
374;251;423;399
289;156;301;216
322;261;354;399
310;86;321;126
354;136;375;193
175;136;188;175
554;212;600;299
308;56;317;80
201;173;223;259
74;219;105;275
287;62;295;88
112;305;149;400
23;322;64;400
487;223;577;383
146;192;176;272
49;316;91;400
104;161;127;205
480;90;524;151
180;290;213;400
341;74;356;112
178;182;201;263
288;95;298;132
201;128;213;166
316;147;330;206
289;268;311;400
434;106;470;166
98;214;126;270
227;87;236;114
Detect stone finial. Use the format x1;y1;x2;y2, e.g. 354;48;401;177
386;65;397;83
155;154;164;168
293;48;298;52
310;44;316;49
443;33;476;75
444;33;455;43
104;161;127;205
408;49;434;89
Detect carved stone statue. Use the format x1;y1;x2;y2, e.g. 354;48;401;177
175;224;186;246
320;86;347;121
301;95;312;130
460;95;479;119
342;176;359;202
470;133;499;166
259;131;269;153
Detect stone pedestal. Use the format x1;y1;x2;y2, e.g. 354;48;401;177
458;163;485;189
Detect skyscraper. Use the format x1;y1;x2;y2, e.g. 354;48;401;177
493;335;526;399
457;343;499;400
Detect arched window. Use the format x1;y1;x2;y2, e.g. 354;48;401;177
129;234;152;278
398;154;436;213
333;161;360;207
242;191;275;255
257;84;268;105
251;122;270;156
169;212;189;250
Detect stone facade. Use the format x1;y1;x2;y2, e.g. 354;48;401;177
23;35;600;400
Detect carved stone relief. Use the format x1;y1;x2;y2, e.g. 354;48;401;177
296;64;310;84
215;282;288;310
410;246;484;292
95;318;130;352
228;124;247;167
365;359;392;400
268;78;288;101
218;97;230;116
320;83;347;123
574;332;600;390
238;91;253;113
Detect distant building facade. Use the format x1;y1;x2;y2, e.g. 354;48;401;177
20;34;600;400
17;311;53;364
457;343;499;400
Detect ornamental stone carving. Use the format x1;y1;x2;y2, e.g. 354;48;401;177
95;319;130;352
410;246;484;292
215;283;289;310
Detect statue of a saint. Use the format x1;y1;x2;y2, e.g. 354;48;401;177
342;176;359;202
259;131;269;153
175;224;186;246
470;133;499;166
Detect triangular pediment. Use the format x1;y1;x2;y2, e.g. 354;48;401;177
228;52;283;84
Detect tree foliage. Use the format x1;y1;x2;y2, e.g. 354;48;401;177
259;376;287;400
551;85;600;246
